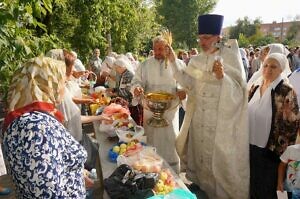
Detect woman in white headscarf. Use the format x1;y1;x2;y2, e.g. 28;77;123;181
247;43;291;90
248;53;300;198
110;58;143;125
101;56;116;88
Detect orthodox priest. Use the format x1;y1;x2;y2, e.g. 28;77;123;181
167;14;249;198
131;36;186;173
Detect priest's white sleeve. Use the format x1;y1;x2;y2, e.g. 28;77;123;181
130;61;145;94
170;59;195;91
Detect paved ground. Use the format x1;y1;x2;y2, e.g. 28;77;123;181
0;174;16;198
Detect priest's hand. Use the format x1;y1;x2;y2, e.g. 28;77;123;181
165;44;176;63
212;60;224;79
134;86;144;97
176;90;186;100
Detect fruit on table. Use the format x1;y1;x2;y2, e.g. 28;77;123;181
120;143;127;149
119;148;126;155
112;146;120;153
125;133;133;138
127;141;135;147
153;170;175;195
159;171;168;181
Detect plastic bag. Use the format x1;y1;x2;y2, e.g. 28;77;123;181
99;120;119;137
104;164;157;199
117;147;163;173
116;125;146;143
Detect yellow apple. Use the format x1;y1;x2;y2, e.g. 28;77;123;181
112;146;120;153
160;171;168;181
119;143;127;149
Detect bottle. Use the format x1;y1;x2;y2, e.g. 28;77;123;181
90;168;97;179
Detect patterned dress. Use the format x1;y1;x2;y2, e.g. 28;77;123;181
3;111;87;198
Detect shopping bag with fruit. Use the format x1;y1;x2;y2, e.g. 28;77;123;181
117;147;164;173
109;141;145;162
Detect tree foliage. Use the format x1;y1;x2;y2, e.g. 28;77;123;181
155;0;217;49
229;16;298;47
286;21;300;44
0;0;160;101
229;17;261;39
0;0;65;101
237;33;249;48
50;0;160;62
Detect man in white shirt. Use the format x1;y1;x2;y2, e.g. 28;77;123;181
131;36;186;173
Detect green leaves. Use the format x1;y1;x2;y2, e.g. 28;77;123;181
0;0;161;101
155;0;217;49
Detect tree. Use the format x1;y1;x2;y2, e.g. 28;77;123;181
50;0;160;62
229;17;261;39
155;0;217;49
238;33;249;48
286;21;300;42
252;34;276;47
0;0;65;101
0;0;160;101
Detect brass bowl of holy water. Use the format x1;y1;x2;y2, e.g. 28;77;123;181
144;92;176;127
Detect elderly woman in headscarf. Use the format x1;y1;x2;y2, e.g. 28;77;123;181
2;55;87;198
109;57;143;125
248;53;300;198
100;56;116;87
46;49;111;173
248;43;291;90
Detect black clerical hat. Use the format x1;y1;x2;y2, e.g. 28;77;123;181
198;14;224;35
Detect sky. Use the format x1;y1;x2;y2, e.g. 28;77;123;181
212;0;300;27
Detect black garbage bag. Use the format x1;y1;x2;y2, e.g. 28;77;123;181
104;164;158;199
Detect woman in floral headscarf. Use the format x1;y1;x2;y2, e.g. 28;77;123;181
2;55;87;198
248;53;300;198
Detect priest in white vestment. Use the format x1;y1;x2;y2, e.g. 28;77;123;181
168;14;249;198
131;36;186;173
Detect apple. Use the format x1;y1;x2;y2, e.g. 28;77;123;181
119;143;127;149
112;146;120;153
141;165;149;173
133;162;142;170
119;148;126;155
152;165;161;173
160;171;168;181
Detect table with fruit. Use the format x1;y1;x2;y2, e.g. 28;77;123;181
93;119;195;199
87;87;195;198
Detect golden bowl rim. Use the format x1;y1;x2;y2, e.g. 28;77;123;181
144;92;176;101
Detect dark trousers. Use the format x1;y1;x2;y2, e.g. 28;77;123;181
179;107;185;129
250;144;280;199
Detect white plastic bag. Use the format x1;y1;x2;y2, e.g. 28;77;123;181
116;125;146;143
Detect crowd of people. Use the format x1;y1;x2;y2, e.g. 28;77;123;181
0;13;300;199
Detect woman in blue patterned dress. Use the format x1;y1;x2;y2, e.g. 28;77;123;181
2;55;87;198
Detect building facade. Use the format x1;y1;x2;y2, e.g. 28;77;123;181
260;20;300;41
